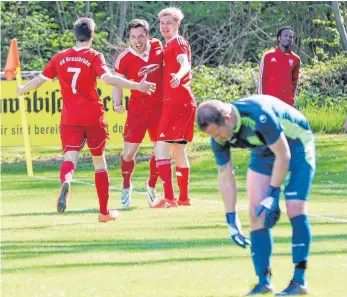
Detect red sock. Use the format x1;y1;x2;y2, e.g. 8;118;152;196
176;167;190;201
60;161;75;184
148;155;159;188
121;155;135;189
156;159;175;201
95;169;110;215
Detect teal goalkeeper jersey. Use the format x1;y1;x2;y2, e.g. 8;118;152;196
211;95;315;168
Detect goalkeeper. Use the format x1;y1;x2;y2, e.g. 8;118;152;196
197;95;315;296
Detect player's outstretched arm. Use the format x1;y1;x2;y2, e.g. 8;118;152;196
343;117;347;131
17;76;47;95
102;73;156;95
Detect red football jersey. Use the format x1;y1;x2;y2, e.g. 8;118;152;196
41;46;110;126
163;35;196;106
114;38;163;102
258;46;300;106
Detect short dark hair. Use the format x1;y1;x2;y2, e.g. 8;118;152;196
73;18;96;42
277;26;295;41
197;100;226;131
128;19;149;34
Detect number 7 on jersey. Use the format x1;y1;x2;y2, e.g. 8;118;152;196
67;67;81;94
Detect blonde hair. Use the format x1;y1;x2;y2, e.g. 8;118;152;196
158;7;184;23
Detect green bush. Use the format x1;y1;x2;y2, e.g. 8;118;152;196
192;63;258;102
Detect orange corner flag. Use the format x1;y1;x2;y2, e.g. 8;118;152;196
4;38;20;80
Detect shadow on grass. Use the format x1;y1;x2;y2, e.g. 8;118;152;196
1;208;99;217
2;245;347;274
174;220;347;231
2;233;346;262
2;255;242;273
1;206;137;218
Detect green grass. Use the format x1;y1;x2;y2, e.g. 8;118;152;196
1;135;347;297
300;107;347;134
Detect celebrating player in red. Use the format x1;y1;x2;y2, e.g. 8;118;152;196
152;7;197;208
113;19;163;207
17;18;156;222
258;26;300;107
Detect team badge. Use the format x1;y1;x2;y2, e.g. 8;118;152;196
259;114;267;123
138;64;160;77
289;59;294;66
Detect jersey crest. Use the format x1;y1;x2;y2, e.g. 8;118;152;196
138;64;160;77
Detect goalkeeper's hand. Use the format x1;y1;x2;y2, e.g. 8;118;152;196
226;212;251;248
256;186;281;228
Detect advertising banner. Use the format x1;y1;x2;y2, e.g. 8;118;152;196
1;79;150;147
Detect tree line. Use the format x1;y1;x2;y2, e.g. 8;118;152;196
1;1;347;71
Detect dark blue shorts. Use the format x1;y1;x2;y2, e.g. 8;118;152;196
249;146;316;201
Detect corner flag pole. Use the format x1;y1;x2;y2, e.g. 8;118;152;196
5;38;34;177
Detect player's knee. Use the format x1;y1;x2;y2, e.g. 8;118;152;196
63;150;79;167
155;143;170;159
249;202;260;219
249;202;266;228
286;200;307;218
123;151;136;162
92;154;107;170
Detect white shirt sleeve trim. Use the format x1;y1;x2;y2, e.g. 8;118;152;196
40;73;53;81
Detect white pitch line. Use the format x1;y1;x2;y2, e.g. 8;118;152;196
310;214;347;223
32;176;347;223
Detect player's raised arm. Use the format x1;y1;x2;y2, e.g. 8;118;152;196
17;75;47;95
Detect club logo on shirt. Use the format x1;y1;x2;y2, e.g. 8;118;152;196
259;114;267;123
138;64;160;77
271;57;277;62
288;59;294;66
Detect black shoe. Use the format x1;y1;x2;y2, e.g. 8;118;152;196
275;281;308;296
246;283;274;296
57;182;70;214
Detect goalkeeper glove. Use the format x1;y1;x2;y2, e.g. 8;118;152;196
256;185;281;228
226;212;251;248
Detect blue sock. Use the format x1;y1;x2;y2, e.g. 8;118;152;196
290;214;311;285
250;228;273;285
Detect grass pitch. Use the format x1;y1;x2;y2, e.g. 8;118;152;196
1;135;347;297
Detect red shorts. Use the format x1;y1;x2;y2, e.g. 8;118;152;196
60;121;109;156
124;99;162;143
157;103;196;142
